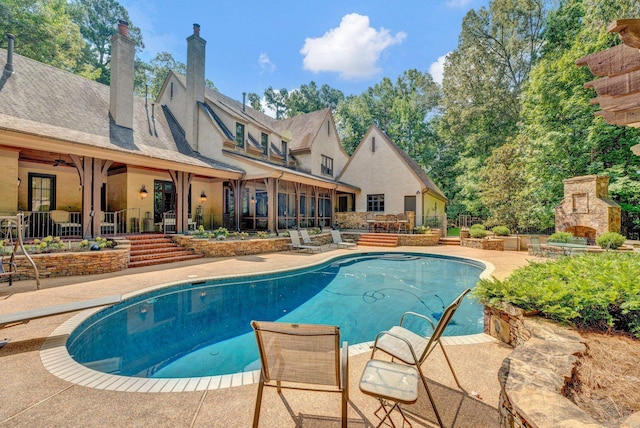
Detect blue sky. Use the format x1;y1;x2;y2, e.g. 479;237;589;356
122;0;490;101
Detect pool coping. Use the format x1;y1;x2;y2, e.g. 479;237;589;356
40;251;497;393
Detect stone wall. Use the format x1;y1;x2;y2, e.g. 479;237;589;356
334;212;415;231
13;249;129;279
173;235;292;257
486;304;640;428
461;238;505;251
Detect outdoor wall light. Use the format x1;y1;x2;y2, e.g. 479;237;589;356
250;195;256;204
139;184;148;200
200;191;207;203
17;177;21;187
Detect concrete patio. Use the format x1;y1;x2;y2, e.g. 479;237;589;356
0;245;532;427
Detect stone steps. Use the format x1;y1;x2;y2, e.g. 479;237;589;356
125;234;203;268
357;233;399;247
439;237;461;246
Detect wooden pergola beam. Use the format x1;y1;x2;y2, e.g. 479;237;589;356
609;19;640;49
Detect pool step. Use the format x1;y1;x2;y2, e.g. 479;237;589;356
126;234;203;268
357;233;399;247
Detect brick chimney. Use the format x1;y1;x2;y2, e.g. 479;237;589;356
185;23;206;150
109;20;135;129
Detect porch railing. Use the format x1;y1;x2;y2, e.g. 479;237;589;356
0;208;142;240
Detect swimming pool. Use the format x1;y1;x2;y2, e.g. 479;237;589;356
66;252;484;379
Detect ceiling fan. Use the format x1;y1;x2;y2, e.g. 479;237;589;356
52;155;74;167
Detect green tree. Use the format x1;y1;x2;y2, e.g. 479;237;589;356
519;0;640;228
69;0;144;84
478;138;530;230
437;0;546;218
0;0;86;72
247;92;263;112
264;87;288;119
335;69;440;168
286;81;345;117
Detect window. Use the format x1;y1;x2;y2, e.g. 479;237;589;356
261;132;268;155
170;81;173;100
28;173;56;211
154;180;176;223
327;120;330;135
321;155;333;176
282;141;288;163
367;194;384;212
371;137;376;152
235;123;245;148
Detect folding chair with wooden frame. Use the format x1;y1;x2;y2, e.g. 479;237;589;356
251;321;349;428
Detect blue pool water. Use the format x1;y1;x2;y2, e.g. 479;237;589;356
67;253;484;378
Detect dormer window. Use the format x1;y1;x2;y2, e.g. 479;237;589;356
282;141;288;163
235;123;245;148
261;132;268;155
321;155;333;176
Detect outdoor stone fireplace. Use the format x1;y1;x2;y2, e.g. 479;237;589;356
555;175;621;242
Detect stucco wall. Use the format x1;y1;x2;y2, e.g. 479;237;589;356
18;161;83;212
0;148;19;212
339;128;423;216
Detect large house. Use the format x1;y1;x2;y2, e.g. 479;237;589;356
0;22;445;239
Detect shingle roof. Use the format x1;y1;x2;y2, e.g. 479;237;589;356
271;109;330;151
0;49;241;174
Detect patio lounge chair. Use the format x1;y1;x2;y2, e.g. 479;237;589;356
374;288;472;427
289;230;321;253
299;229;320;247
251;321;349;428
330;230;357;249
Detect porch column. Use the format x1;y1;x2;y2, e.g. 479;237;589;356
230;179;240;231
169;170;194;233
294;183;301;229
71;155;112;238
330;188;336;228
313;186;319;227
265;178;276;232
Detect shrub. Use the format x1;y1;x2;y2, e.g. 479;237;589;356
596;232;626;250
31;236;65;253
415;225;430;234
213;227;229;238
474;252;640;337
491;226;510;236
308;227;322;235
470;223;486;230
469;228;488;238
256;231;269;239
194;226;212;239
547;231;573;243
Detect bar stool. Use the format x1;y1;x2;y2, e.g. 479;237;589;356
360;358;419;427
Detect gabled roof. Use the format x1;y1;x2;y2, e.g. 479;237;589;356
0;49;241;175
338;125;447;201
271;108;330;152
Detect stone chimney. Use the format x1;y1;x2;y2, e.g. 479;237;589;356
109;20;135;129
185;23;206;151
555;175;621;241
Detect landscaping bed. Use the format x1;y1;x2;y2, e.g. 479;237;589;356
477;252;640;427
565;331;640;423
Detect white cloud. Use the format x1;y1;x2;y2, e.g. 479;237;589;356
300;13;406;80
446;0;474;8
258;53;276;73
429;53;450;84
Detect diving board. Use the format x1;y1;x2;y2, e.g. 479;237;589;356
0;295;122;329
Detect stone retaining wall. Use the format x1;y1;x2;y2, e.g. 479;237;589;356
13;249;129;279
485;304;640;428
461;238;505;251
